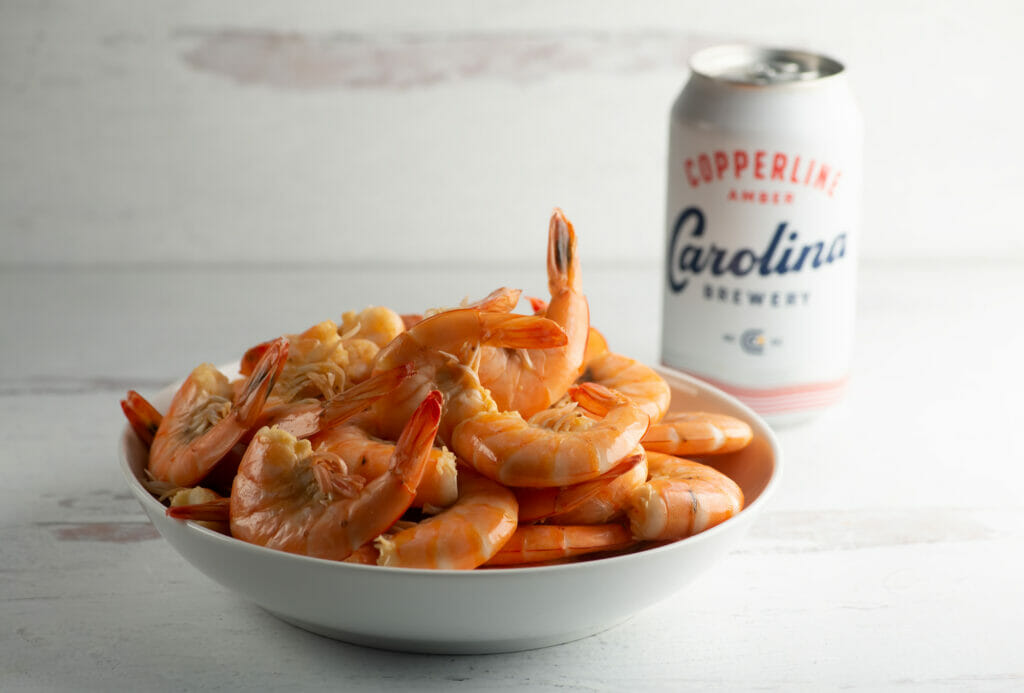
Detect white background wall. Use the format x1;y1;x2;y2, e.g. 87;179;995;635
2;1;1022;268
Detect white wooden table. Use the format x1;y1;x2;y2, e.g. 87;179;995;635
3;2;1024;690
3;263;1022;690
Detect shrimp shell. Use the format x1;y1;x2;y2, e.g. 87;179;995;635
375;468;518;569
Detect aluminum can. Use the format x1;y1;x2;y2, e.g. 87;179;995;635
661;45;862;425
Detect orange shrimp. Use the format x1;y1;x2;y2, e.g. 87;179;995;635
167;487;230;534
121;390;163;448
514;452;645;523
148;338;288;487
546;448;648;525
240;321;347;391
399;287;522;329
578;351;671;423
375;468;518;569
308;418;458;509
477;209;590;419
255;364;412;439
484;523;635;567
528;295;608;377
229;390;442;561
369;308;567;443
451;382;649;488
641;411;753;456
627;452;744;541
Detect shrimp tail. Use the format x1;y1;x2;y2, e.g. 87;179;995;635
235;337;289;427
567;381;622;417
525;296;548;315
478;312;567;350
166;498;231;522
121;390;163;448
238;339;272;377
470;287;522;313
319;364;414;429
548;208;581;295
392;390;443;493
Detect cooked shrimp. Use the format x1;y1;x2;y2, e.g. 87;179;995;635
578;351;671;423
229;390;442;561
375;468;518;569
369;308;567;442
121;389;163;448
240;321;349;396
627;452;744;541
641;411;753;456
148;338;288;487
167;487;230;534
309;418;458;509
484;523;635;567
515;451;645;523
257;364;412;439
546;448;648;525
400;287;522;329
452;382;649;488
477;209;590;418
528;295;610;373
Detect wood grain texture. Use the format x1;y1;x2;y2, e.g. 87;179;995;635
2;264;1023;689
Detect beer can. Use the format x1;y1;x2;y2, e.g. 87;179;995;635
661;45;862;425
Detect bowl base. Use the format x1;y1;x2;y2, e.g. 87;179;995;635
266;609;632;654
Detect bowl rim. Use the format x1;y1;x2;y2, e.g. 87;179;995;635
119;362;781;577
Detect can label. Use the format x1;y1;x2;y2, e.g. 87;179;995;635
663;134;859;417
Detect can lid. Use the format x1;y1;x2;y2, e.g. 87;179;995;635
690;45;844;85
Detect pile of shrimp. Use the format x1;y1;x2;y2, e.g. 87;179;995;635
121;209;753;570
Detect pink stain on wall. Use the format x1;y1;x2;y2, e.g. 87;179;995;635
180;30;717;90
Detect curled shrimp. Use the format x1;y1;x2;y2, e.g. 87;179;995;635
375;468;518;569
627;452;744;541
148;338;288;487
484;523;635;567
240;321;352;401
578;351;671;424
545;448;648;525
309;418;458;510
641;411;753;456
477;209;590;419
229;390;443;561
255;364;413;439
369;308;567;443
514;452;645;524
452;381;649;488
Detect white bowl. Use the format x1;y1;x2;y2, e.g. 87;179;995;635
120;364;781;653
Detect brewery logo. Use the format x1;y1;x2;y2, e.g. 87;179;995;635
722;329;782;355
666;205;848;301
